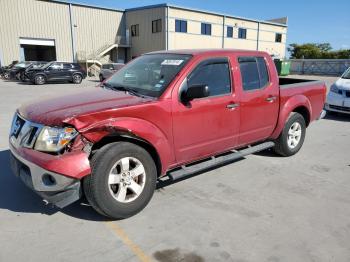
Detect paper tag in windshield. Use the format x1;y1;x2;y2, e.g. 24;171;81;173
161;59;184;66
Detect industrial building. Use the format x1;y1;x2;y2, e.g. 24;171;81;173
0;0;288;73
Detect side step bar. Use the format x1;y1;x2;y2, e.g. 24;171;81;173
167;141;275;181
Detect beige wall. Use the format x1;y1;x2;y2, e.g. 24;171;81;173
126;7;166;58
0;0;72;64
72;5;125;61
167;7;287;58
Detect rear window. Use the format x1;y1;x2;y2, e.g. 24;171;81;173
238;57;270;91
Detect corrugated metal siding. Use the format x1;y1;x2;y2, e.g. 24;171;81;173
126;7;166;58
72;5;125;60
0;0;72;64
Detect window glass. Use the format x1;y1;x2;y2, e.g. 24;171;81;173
102;64;109;69
175;20;187;33
257;57;269;87
239;57;270;91
275;33;282;43
63;63;73;69
106;54;191;97
131;24;139;37
188;58;231;97
238;57;260;91
201;23;211;35
227;26;233;38
152;19;162;33
50;63;63;70
238;28;247;39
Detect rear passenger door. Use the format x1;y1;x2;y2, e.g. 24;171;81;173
46;62;63;80
62;63;74;80
236;56;279;145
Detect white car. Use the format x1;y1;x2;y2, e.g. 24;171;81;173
325;67;350;114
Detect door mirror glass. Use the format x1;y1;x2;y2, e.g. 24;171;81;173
182;84;209;103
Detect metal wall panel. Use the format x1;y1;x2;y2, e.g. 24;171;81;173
126;7;166;58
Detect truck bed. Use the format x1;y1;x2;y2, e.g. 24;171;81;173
279;77;321;88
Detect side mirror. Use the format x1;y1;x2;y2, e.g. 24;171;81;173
182;84;209;103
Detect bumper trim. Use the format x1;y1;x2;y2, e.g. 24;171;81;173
10;145;82;208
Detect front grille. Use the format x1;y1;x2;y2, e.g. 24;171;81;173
329;105;350;112
9;113;43;149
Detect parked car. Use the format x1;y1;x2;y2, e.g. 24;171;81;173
325;67;350;114
19;61;48;81
25;62;86;85
0;60;19;79
7;61;47;81
99;63;124;82
9;50;326;219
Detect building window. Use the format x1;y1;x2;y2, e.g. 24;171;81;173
175;19;187;33
227;26;233;38
238;28;247;39
152;19;162;33
131;24;139;37
201;23;211;35
275;33;282;43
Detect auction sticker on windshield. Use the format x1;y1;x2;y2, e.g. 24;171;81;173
161;60;184;66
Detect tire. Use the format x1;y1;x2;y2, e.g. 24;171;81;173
72;74;82;84
83;142;157;219
34;74;46;85
3;72;10;80
99;74;104;82
273;112;306;157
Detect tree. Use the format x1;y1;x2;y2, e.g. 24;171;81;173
288;43;350;59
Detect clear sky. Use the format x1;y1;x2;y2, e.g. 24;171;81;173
65;0;350;51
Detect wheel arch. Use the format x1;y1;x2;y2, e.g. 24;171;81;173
90;133;162;178
271;95;312;139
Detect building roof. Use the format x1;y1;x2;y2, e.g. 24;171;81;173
41;1;287;27
125;3;288;27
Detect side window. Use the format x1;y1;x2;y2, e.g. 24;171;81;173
227;26;233;38
152;19;162;33
238;57;270;91
275;33;282;43
131;24;139;37
187;58;231;97
50;63;63;70
238;28;247;39
63;63;73;70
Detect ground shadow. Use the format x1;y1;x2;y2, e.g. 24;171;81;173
0;149;107;221
323;112;350;122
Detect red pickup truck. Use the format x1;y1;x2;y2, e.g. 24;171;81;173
9;49;326;219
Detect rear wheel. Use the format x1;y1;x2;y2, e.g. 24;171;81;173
72;74;82;84
83;142;157;219
34;74;46;85
273;112;306;157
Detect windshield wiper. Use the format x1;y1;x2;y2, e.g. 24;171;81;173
103;83;145;98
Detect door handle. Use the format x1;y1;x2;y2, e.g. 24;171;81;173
266;96;277;102
226;103;240;109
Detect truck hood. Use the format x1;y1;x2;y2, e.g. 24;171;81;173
18;88;154;126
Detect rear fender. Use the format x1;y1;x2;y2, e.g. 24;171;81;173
74;117;174;175
270;95;312;139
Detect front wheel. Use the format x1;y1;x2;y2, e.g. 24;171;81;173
273;112;306;157
34;75;46;85
83;142;157;219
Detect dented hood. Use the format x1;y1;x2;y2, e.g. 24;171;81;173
18;88;153;126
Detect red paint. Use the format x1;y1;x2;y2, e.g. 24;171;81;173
16;49;326;179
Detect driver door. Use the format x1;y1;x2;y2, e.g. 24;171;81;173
171;57;240;164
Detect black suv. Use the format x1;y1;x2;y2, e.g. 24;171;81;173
26;62;87;85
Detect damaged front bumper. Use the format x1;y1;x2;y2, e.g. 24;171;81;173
9;143;91;208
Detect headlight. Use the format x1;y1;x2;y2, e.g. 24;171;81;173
330;85;340;94
34;126;78;152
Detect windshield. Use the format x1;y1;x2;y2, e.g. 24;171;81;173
105;53;192;97
342;67;350;79
14;62;29;68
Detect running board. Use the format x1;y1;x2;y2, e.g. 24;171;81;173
167;141;275;181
